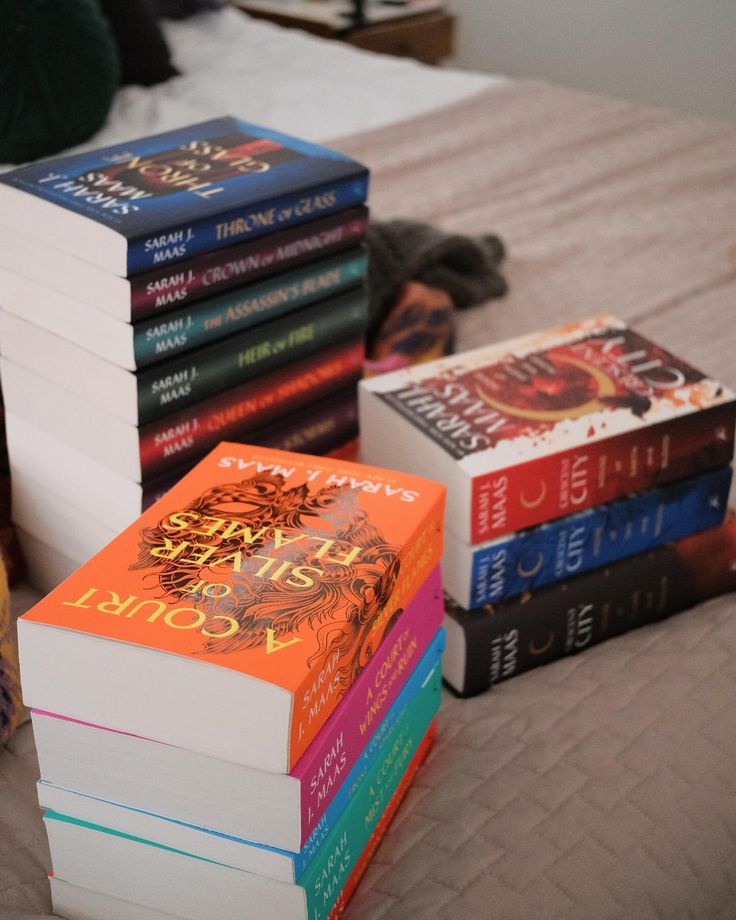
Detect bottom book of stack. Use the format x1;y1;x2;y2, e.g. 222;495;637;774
443;515;736;697
41;626;442;920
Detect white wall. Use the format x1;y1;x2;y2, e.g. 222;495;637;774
449;0;736;121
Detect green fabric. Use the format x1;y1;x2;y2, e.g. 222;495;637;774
0;0;120;164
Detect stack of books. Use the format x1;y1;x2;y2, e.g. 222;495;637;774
359;314;736;695
18;443;446;920
0;118;370;592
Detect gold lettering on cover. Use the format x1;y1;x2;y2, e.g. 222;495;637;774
62;588;97;609
265;628;302;654
163;607;206;630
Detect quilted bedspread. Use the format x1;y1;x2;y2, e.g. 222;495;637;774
2;80;736;919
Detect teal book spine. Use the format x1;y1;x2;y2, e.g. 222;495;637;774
136;289;368;424
300;646;443;919
132;248;367;367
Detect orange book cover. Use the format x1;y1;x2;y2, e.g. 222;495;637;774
20;443;445;769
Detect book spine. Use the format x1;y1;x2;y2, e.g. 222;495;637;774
138;339;364;479
468;464;733;607
295;630;443;877
129;207;369;320
327;721;436;920
300;657;442;920
132;248;367;367
126;174;370;274
136;289;368;425
289;481;446;766
296;567;443;845
255;391;359;461
470;401;736;542
447;515;736;697
140;386;361;510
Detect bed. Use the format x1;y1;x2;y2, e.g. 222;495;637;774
2;7;736;919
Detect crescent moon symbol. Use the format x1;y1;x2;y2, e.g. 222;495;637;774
517;551;544;578
520;480;547;508
529;631;555;655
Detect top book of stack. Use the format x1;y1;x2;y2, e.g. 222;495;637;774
0;117;368;281
359;315;736;544
18;444;445;774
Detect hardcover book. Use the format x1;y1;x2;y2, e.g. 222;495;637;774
0;247;367;369
32;567;443;853
442;464;732;608
360;315;736;543
443;514;736;697
0;118;369;275
0;207;368;322
19;444;445;772
0;287;368;426
37;627;444;877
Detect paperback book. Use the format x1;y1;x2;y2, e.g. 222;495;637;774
37;627;444;878
42;656;440;920
360;314;736;543
48;721;436;920
0;207;369;322
0;247;367;369
7;385;362;553
19;444;445;772
3;338;365;484
0;288;368;426
32;566;443;852
443;514;736;697
0;117;369;275
443;464;732;608
47;721;436;920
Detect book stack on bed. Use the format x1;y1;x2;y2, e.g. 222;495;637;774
18;443;446;920
0;118;370;592
359;315;736;696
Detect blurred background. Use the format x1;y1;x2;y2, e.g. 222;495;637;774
449;0;736;121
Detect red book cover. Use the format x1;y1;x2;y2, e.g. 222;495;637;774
361;315;736;543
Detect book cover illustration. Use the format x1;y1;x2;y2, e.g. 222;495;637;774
0;118;369;273
365;314;736;540
21;445;445;759
378;316;730;463
1;118;366;238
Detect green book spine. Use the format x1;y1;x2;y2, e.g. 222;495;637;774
137;289;368;424
301;659;442;920
133;248;367;367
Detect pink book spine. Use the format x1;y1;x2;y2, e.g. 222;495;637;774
294;563;443;844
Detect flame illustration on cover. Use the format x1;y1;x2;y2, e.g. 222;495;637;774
131;471;402;695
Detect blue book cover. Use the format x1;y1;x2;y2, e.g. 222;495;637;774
453;465;733;608
39;629;444;885
0;117;368;275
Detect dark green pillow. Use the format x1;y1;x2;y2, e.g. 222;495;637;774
0;0;120;164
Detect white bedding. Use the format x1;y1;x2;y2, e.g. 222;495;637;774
72;7;500;152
